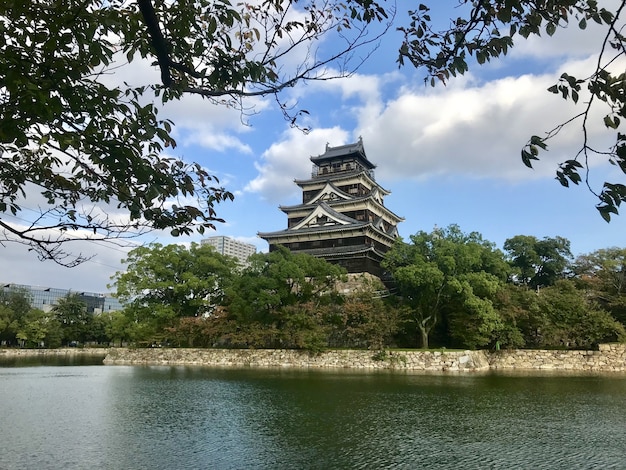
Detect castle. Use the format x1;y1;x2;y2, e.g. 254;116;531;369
258;138;403;277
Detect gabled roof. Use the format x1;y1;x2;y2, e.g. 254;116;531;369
279;189;404;223
310;138;376;170
258;222;396;245
295;169;389;193
308;181;352;204
290;202;358;231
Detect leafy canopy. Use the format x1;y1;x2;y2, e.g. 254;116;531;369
0;0;390;265
382;224;509;349
111;242;238;327
503;235;573;289
4;0;626;268
397;1;626;220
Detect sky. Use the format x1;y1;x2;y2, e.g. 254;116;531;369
3;1;626;294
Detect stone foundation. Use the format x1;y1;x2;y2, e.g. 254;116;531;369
0;348;106;358
102;348;491;371
488;343;626;372
4;344;626;373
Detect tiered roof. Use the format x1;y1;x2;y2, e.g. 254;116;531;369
258;139;403;275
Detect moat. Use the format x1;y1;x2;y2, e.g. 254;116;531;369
1;359;625;469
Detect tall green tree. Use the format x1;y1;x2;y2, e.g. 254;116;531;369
53;293;91;345
535;280;625;348
225;246;346;325
13;305;63;349
504;235;573;289
100;310;132;347
218;246;346;350
325;290;401;350
398;1;626;220
111;242;238;340
573;247;626;325
382;225;510;349
1;0;390;265
0;288;33;345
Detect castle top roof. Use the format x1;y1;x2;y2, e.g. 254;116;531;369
310;137;376;170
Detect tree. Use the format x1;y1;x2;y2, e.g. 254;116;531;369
53;293;91;345
573;246;626;324
325;290;401;350
397;1;626;220
1;0;391;265
504;235;573;289
16;308;63;348
101;310;132;347
111;242;238;341
0;287;33;345
382;225;509;349
491;284;531;349
222;246;346;349
225;246;346;324
535;279;625;348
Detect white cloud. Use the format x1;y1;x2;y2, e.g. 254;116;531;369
244;127;350;202
511;1;624;60
246;50;621;201
1;236;130;293
359;57;619;182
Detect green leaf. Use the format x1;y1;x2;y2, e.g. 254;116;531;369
600;10;614;24
604;115;618;129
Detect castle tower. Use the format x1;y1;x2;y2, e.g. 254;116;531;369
258;138;403;277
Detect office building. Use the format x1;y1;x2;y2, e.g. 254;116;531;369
201;236;257;264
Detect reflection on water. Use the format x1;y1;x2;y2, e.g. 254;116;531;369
0;353;105;367
1;363;625;469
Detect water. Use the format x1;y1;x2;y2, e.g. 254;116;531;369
1;362;625;469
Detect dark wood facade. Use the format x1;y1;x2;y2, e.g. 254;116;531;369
258;139;403;277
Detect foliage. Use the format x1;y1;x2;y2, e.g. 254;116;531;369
397;1;626;220
535;280;625;348
493;280;625;349
111;242;238;341
0;288;32;345
325;290;401;349
492;284;534;349
1;0;391;265
220;247;345;350
225;246;346;324
16;308;62;348
52;293;91;345
1;288;65;347
573;246;626;324
99;310;132;347
504;235;573;289
382;224;510;349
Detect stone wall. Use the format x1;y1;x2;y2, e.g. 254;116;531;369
103;347;490;371
0;348;107;358
488;343;626;372
103;344;626;372
4;344;626;372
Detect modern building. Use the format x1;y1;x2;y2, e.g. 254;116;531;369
201;236;257;264
258;138;403;277
1;283;124;314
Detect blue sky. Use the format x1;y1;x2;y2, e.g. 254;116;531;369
4;1;626;293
